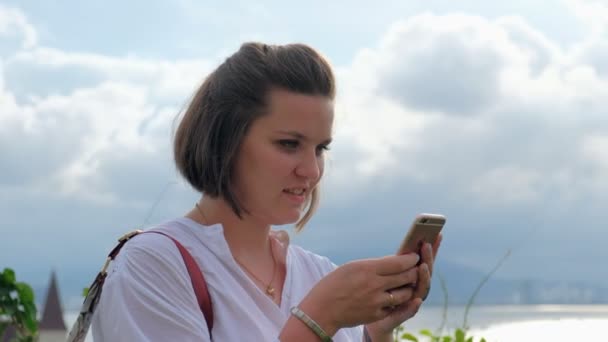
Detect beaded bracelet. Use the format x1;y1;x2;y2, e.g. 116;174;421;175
290;306;333;342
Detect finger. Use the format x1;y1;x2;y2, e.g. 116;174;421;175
390;297;423;322
413;263;431;301
375;253;420;276
383;290;398;310
383;285;415;308
383;267;418;291
421;242;434;276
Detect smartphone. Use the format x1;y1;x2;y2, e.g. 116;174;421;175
397;213;446;255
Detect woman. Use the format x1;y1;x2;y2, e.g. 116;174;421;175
91;42;440;341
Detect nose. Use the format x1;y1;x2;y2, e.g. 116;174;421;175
295;149;322;181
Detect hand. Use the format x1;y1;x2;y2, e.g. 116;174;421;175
365;234;443;340
296;253;422;336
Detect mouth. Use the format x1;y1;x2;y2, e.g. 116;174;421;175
283;187;306;196
282;187;308;205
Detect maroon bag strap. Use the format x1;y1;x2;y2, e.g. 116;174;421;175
143;231;214;335
67;229;214;342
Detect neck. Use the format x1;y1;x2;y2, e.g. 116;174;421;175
190;196;272;261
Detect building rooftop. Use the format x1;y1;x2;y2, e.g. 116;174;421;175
38;271;67;331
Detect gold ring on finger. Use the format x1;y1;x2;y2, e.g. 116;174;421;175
387;291;397;308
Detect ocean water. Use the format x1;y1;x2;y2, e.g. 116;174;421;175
399;305;608;341
64;305;608;341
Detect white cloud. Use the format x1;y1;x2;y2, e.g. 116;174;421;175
326;11;608;214
373;13;517;115
579;134;608;195
565;0;608;35
7;47;214;101
0;11;214;205
471;166;542;203
1;48;214;205
582;134;608;169
0;78;190;204
0;4;37;50
331;14;524;180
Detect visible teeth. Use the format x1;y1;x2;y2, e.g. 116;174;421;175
285;188;305;195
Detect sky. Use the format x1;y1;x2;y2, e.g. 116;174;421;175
1;0;608;308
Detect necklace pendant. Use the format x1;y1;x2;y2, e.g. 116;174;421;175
266;286;275;297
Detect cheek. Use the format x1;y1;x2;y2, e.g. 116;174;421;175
256;148;296;178
317;156;325;179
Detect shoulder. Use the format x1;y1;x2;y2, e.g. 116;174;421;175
99;219;201;313
93;219;210;340
110;219;193;279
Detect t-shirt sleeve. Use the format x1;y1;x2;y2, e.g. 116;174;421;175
91;233;210;342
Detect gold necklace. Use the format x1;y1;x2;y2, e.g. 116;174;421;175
195;202;278;298
233;243;277;298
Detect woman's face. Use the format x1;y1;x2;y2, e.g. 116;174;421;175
232;88;334;226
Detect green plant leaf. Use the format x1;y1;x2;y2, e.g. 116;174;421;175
82;287;90;297
480;339;487;342
466;337;473;342
3;305;16;316
455;328;465;342
1;268;16;284
442;336;453;342
23;302;37;316
401;332;419;341
0;268;38;339
420;329;434;337
15;283;35;303
22;312;38;335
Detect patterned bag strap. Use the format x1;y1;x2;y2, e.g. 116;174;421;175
67;230;213;341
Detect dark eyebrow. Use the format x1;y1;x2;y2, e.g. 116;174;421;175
275;130;332;145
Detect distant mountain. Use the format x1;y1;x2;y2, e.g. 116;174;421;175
425;259;608;305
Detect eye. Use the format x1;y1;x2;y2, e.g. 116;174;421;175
315;144;331;156
278;139;299;150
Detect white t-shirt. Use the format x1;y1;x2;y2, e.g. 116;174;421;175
92;217;363;341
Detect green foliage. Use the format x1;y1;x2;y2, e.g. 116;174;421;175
395;326;488;342
0;268;38;342
392;249;512;342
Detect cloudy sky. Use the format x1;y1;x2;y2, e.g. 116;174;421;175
2;0;608;307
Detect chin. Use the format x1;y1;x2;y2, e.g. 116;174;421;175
272;210;303;226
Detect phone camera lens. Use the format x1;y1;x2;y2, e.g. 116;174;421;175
420;218;428;223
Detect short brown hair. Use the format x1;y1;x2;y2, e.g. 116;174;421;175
173;42;335;231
